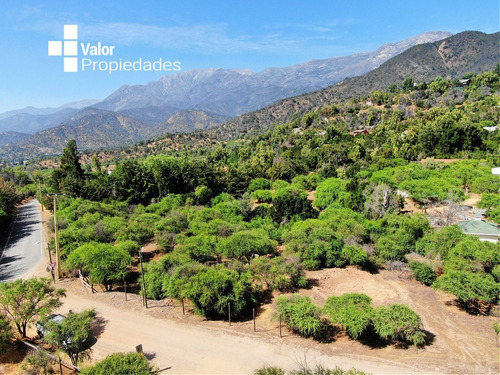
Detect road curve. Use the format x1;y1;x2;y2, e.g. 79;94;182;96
0;199;45;282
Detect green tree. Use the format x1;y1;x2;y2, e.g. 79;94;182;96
0;313;12;354
216;230;277;262
313;178;349;210
433;271;499;314
58;139;84;196
249;256;307;292
323;293;373;339
372;304;426;346
402;77;415;92
341;245;368;266
66;243;132;291
194;185;212;205
45;309;96;366
0;278;65;338
171;264;256;319
80;352;157;375
276;294;324;338
254;366;285;375
284;219;344;270
271;187;317;223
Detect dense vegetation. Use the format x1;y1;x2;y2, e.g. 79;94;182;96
277;293;427;346
1;70;499;338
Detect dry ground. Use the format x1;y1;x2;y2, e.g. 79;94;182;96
2;202;499;375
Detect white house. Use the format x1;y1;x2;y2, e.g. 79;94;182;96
457;219;500;243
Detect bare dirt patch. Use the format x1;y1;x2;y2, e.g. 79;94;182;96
32;266;497;374
300;267;500;374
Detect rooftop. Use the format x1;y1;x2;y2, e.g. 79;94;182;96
457;220;500;236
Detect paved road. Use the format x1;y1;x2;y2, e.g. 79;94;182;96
0;199;44;282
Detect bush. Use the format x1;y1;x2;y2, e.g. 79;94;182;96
251;189;273;203
290;365;370;375
408;261;436;286
372;304;426;346
80;352;157;375
0;313;12;354
254;366;285;375
313;178;348;210
284;220;345;270
271;187;317;223
173;264;256;319
248;178;271;192
341;245;367;266
323;293;373;339
433;271;500;313
276;294;324;338
216;230;277;262
249;256;307;292
66;243;132;291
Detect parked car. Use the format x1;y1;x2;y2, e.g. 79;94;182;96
36;314;65;338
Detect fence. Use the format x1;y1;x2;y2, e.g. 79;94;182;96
20;340;80;374
78;270;97;293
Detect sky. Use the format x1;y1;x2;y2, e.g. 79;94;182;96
0;0;498;114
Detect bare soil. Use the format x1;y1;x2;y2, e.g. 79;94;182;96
14;266;497;374
3;202;499;374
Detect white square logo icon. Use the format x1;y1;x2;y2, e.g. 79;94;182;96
64;25;78;40
64;57;78;72
64;41;78;56
48;41;62;56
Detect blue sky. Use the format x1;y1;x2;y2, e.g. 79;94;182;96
0;0;498;114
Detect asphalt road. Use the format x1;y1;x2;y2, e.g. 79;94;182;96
0;199;44;282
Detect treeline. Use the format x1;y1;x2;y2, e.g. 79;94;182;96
2;72;499;328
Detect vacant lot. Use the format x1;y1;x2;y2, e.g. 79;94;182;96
45;266;499;374
3;245;499;374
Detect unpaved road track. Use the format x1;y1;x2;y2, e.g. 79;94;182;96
56;279;428;374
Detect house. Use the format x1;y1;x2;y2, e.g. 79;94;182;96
492;167;500;176
457;218;500;243
350;129;370;136
484;125;498;132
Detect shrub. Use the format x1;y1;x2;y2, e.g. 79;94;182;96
254;366;285;375
251;189;273;203
323;293;373;339
341;245;367;266
80;352;157;375
433;271;500;314
372;304;426;346
249;256;307;292
0;313;12;354
248;178;271;192
284;220;345;270
408;261;436;286
276;294;324;338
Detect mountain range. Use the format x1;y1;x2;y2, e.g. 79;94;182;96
209;30;500;139
2;30;494;162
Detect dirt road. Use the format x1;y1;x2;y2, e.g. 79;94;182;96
7;202;499;375
55;278;425;374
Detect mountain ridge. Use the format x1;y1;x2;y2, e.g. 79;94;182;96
0;31;465;162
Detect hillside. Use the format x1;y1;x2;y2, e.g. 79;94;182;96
93;31;451;117
208;31;499;139
1;108;226;159
0;32;451;162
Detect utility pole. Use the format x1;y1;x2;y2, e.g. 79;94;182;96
138;249;148;308
48;193;65;280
